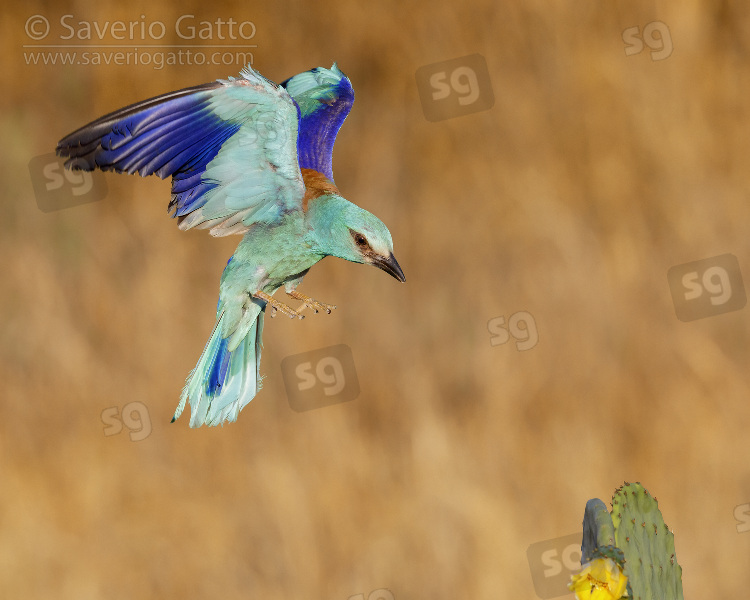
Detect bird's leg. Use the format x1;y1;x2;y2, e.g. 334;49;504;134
253;290;304;319
286;290;337;315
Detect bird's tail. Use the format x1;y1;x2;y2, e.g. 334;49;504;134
172;305;265;427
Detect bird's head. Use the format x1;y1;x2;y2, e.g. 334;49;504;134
310;196;405;282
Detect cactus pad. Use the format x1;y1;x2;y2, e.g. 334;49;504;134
572;482;684;600
611;483;683;600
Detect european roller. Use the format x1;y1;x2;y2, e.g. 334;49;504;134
56;64;405;428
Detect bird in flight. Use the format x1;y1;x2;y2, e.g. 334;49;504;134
56;63;405;428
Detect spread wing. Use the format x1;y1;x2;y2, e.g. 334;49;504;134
56;66;304;237
281;63;354;182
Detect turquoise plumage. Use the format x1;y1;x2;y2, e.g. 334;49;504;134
56;64;405;427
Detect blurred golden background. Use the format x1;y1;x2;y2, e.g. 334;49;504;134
2;0;750;598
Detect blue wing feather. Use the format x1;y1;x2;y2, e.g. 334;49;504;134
282;64;354;181
57;66;305;236
58;88;242;216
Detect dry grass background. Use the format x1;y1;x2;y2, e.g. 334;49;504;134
2;0;750;598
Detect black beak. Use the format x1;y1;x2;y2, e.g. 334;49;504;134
372;253;406;282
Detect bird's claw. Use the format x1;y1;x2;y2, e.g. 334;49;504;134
298;299;337;315
253;290;336;320
286;290;337;315
271;306;304;319
253;291;304;319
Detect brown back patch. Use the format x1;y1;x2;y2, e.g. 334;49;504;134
301;168;339;212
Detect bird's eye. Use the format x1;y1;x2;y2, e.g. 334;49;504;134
349;229;372;251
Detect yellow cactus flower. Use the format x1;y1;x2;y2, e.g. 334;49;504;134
568;557;628;600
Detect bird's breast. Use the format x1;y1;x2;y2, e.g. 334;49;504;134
229;218;323;290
